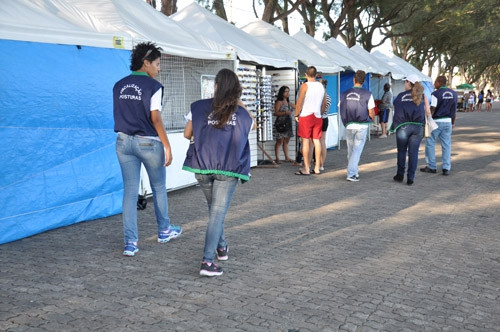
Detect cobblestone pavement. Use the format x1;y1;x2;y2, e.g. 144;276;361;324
1;106;499;332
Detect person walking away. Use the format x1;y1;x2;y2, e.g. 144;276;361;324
378;83;393;138
391;75;430;185
339;70;375;182
463;91;469;112
467;91;475;112
294;66;326;175
318;79;332;171
113;42;182;257
183;68;255;277
273;86;295;163
477;90;484;111
485;89;494;112
420;75;458;176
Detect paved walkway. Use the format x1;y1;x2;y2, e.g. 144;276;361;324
1;106;499;332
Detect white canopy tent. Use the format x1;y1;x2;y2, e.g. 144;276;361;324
371;50;434;105
289;32;368;73
242;20;343;74
171;3;295;68
349;45;394;77
291;31;347;70
0;0;233;59
324;38;371;73
371;51;432;82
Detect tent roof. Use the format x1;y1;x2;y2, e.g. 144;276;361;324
349;45;394;76
242;20;342;74
293;31;369;73
371;50;432;82
171;3;294;68
324;38;371;73
0;0;233;60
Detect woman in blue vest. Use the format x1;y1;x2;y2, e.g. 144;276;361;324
391;74;430;185
183;68;255;277
113;42;182;257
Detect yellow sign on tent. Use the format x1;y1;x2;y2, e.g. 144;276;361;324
113;37;124;49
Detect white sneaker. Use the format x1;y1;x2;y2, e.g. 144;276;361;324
379;134;387;138
346;175;360;182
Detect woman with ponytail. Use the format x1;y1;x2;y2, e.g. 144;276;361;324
390;74;431;185
183;68;255;277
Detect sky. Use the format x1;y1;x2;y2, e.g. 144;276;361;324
170;0;326;40
156;0;391;53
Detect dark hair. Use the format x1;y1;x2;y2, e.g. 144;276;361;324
321;79;328;87
354;70;366;84
384;83;390;91
305;66;317;78
276;86;290;102
211;68;242;129
130;42;162;71
436;75;446;86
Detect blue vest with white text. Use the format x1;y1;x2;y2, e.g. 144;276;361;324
391;91;425;131
113;72;163;136
340;87;373;126
432;87;457;119
182;99;253;181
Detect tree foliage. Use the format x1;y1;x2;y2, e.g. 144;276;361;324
153;0;500;88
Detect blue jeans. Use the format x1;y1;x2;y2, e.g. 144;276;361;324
116;133;170;244
396;124;424;181
195;174;238;263
425;121;452;171
346;126;368;177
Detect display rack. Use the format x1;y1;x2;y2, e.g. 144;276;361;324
237;65;258;117
237;65;277;167
257;74;273;142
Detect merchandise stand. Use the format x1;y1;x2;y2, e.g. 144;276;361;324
237;66;297;168
237;64;259;167
256;73;278;167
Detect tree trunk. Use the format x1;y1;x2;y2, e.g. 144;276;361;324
161;0;177;16
262;0;278;23
213;0;228;21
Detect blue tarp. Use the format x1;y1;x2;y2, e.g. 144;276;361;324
0;40;130;244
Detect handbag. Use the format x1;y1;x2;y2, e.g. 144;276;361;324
275;115;291;133
425;115;438;137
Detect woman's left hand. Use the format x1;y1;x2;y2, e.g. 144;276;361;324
164;148;172;167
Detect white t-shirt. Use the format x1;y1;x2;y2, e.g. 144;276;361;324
151;88;162;112
300;81;325;118
138;88;162;140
